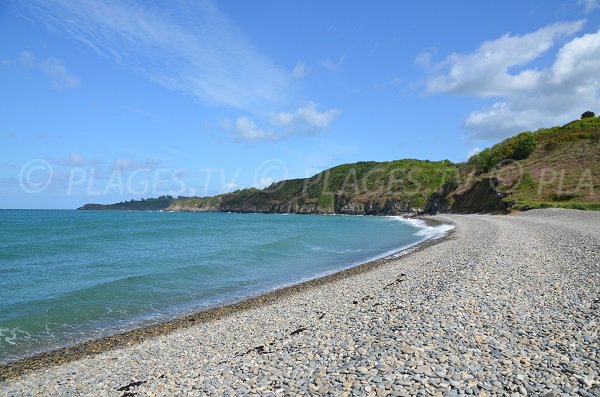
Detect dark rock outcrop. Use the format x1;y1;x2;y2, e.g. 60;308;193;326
422;180;457;214
423;177;508;214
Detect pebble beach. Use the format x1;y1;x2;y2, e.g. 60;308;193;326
1;208;599;396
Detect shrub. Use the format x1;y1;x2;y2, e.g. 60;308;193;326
564;117;600;130
545;129;593;150
511;132;536;160
467;147;492;173
581;111;595;119
467;132;536;173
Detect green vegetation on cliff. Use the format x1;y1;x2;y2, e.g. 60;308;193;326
79;117;600;214
78;196;175;211
466;131;536;173
426;116;600;213
171;159;458;215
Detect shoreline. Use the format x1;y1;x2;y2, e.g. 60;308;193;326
0;215;453;381
3;209;598;396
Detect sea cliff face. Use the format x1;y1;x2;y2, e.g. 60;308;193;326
423;177;508;214
152;159;459;215
165;195;423;216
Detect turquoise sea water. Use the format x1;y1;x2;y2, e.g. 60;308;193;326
0;209;448;363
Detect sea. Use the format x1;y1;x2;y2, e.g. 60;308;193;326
0;209;451;363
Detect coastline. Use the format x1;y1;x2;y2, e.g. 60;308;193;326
0;215;453;381
2;209;598;396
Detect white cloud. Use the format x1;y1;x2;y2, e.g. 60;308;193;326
258;177;273;188
66;153;85;167
466;147;481;160
218;117;232;130
19;51;35;69
56;153;85;167
420;21;600;140
292;61;309;79
39;58;81;89
18;51;80;89
23;0;289;110
579;0;599;12
223;182;239;191
114;158;161;171
233;116;277;142
320;56;346;71
415;48;436;70
424;21;584;97
271;102;339;130
233;102;339;142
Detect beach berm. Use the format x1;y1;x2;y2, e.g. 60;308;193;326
1;208;598;396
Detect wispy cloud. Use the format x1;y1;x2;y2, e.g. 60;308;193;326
466;147;481;160
22;0;289;110
419;21;600;140
19;51;35;68
39;58;81;89
19;51;80;89
414;47;437;70
55;153;86;167
233;116;277;142
292;61;309;79
233;102;339;142
52;153;161;173
320;56;346;71
257;177;273;188
113;158;161;172
271;102;339;130
579;0;599;12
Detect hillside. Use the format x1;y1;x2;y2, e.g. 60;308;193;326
425;116;600;213
169;159;458;215
78;117;600;214
79;160;458;215
78;196;175;211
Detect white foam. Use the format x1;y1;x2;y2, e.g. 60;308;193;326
390;216;455;240
0;327;31;346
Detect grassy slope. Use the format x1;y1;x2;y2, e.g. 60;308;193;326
459;117;600;211
170;159;458;214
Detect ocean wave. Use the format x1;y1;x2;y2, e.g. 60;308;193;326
390;216;455;239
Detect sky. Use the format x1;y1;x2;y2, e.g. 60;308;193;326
1;0;599;209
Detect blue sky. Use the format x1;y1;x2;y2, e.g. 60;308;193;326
1;0;599;209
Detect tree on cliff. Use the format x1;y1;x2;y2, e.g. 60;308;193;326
581;111;595;119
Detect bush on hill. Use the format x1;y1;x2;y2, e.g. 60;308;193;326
581;111;595;119
467;131;536;173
